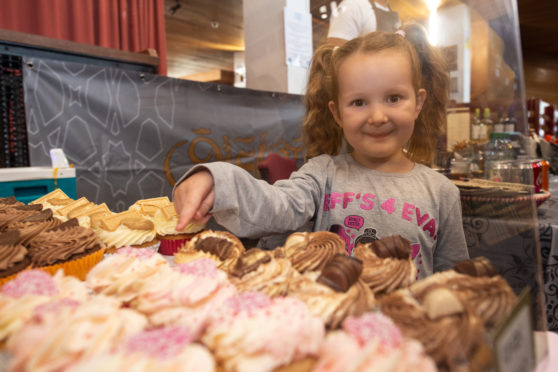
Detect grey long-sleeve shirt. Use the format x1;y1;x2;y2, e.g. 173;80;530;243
174;153;469;279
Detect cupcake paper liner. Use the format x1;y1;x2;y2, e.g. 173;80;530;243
158;237;190;256
34;247;105;280
0;265;32;288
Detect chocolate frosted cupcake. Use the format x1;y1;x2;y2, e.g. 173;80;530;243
5;209;62;246
0;196;24;211
287;254;376;329
175;230;245;273
27;218;105;280
229;248;299;297
378;286;486;371
353;235;417;295
0;231;31;286
0;204;44;232
277;231;348;273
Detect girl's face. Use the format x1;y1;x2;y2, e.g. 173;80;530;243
329;49;426;172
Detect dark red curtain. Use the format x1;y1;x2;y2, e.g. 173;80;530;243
0;0;167;75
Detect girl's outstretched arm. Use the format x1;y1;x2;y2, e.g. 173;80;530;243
173;169;215;231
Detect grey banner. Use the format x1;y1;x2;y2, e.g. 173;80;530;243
23;58;306;212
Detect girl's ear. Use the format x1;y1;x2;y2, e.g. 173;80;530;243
414;89;427;119
328;100;343;127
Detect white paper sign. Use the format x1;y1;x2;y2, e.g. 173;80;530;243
283;7;312;68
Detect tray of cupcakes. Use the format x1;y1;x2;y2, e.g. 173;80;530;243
0;191;529;372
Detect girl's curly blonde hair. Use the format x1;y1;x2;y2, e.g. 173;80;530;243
302;23;449;164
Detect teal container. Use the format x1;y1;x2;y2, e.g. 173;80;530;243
0;167;76;204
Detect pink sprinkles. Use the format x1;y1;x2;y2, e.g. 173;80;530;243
224;291;271;315
117;247;156;260
32;298;80;320
125;326;194;359
175;258;218;278
343;313;403;349
1;270;58;298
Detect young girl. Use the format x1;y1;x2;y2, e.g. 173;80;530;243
173;23;469;279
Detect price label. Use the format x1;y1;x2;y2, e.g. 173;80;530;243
492;287;535;372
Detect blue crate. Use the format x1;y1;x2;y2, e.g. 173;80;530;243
0;167;76;204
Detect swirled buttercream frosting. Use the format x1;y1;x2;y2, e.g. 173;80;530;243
6;209;62;246
353;235;416;295
0;204;43;231
27;218;101;266
230;248;299;297
178;230;245;273
0;230;29;275
279;231;348;273
288;271;376;329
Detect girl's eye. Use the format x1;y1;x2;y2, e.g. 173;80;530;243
351;99;365;107
387;95;401;103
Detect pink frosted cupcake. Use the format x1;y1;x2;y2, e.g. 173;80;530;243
313;312;437;372
7;295;148;371
202;291;325;372
0;269;89;343
130;258;237;337
66;326;215;372
85;247;168;303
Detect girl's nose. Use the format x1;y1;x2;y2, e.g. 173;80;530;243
367;105;387;125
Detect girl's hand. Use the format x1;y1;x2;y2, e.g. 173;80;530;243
173;170;215;231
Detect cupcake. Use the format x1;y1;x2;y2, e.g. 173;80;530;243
52;196;95;222
95;210;159;253
313;313;437;372
130;258;237;337
6;295;148;372
353;235;417;295
175;230;245;273
27;218;105;280
377;285;486;370
276;231;348;273
66;202;112;228
65;326;215;372
86;247;169;303
229;248;299;297
0;269;90;343
0;196;24;211
0;204;43;231
153;203;205;255
5;209;62;246
0;231;31;287
29;188;73;213
202;291;325;372
286;254;376;329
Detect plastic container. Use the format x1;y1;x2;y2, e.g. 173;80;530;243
0;167;76;204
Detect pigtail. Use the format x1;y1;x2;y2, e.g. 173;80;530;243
302;44;344;160
401;23;450;164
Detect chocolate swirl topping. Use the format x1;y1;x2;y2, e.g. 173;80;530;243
231;248;272;278
453;256;497;278
0;196;24;210
282;231;348;273
0;204;45;231
28;222;100;266
6;210;62;246
0;230;29;271
317;254;362;292
364;235;411;259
